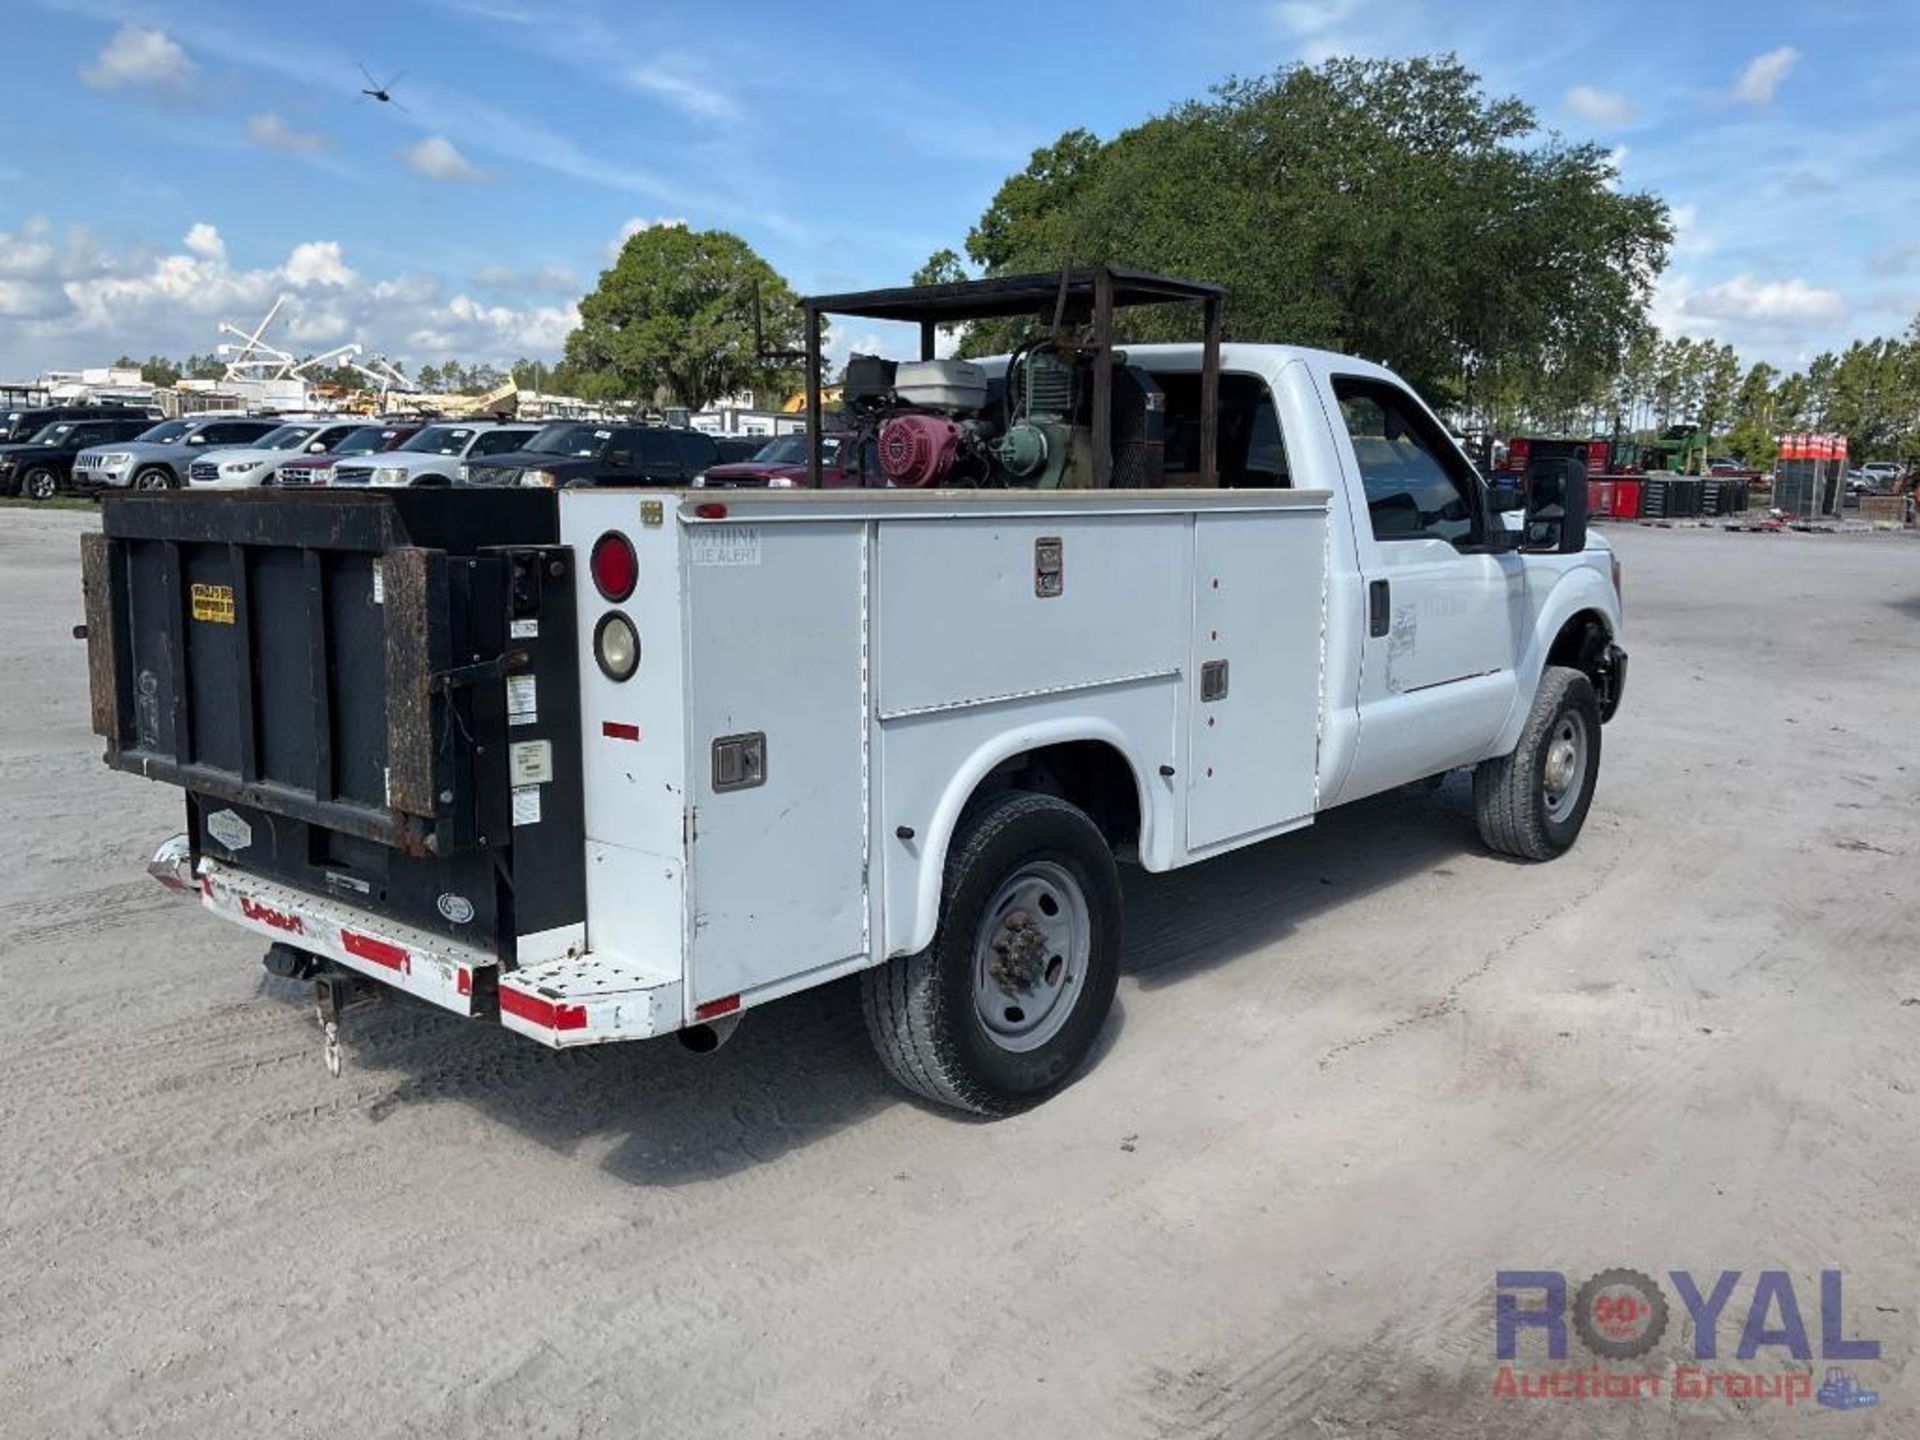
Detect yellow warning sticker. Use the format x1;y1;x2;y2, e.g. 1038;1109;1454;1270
190;582;235;625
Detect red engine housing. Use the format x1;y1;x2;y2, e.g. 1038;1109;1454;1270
878;414;959;488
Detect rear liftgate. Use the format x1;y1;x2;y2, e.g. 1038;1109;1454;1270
83;490;586;1070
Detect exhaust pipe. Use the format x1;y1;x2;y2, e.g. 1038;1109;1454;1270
678;1013;742;1054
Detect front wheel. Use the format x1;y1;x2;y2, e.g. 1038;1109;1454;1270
1473;665;1602;860
861;790;1122;1116
132;466;175;492
21;466;60;501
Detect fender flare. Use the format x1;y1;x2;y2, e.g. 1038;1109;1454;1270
1492;565;1620;754
895;716;1157;958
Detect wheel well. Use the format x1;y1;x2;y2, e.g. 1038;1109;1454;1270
1547;609;1620;715
973;741;1142;853
1547;610;1610;677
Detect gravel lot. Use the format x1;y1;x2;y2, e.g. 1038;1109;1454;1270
2;509;1916;1438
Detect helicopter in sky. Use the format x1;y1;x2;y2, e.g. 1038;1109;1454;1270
358;63;408;112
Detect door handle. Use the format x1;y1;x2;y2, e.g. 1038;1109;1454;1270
1368;579;1390;638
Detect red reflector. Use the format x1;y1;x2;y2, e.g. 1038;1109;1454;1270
694;502;728;520
602;720;641;741
694;993;741;1021
500;986;588;1031
589;531;638;602
341;930;409;973
457;968;472;997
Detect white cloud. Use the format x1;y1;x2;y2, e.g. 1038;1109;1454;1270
1683;274;1846;326
0;218;577;374
1271;0;1370;61
624;56;740;122
1565;86;1635;128
1602;145;1630;189
247;112;332;155
80;24;195;93
283;241;354;288
474;263;579;294
183;223;225;262
1668;202;1715;257
1732;46;1799;106
401;135;490;182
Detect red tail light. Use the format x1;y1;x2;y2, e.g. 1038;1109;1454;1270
590;531;637;601
694;502;729;520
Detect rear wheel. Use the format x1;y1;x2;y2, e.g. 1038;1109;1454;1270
21;466;59;502
132;466;175;491
862;790;1122;1116
1473;666;1602;860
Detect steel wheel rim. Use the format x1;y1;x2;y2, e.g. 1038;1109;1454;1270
26;470;54;500
135;470;166;490
972;858;1090;1053
1542;711;1589;823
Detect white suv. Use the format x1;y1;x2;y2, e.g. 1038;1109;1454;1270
329;420;541;487
184;418;364;490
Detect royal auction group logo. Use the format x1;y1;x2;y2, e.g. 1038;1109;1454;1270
1494;1268;1881;1410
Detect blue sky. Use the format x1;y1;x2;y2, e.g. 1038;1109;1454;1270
2;0;1915;380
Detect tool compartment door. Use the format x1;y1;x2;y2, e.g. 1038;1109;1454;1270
682;518;869;1005
1185;508;1326;850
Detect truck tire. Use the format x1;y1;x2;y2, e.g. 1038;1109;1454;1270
132;466;175;491
21;465;60;501
861;790;1122;1116
1473;665;1602;861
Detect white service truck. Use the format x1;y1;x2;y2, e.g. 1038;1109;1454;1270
83;280;1624;1117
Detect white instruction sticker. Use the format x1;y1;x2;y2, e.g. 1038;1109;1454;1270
509;618;539;640
691;524;761;567
510;739;553;785
371;561;385;605
506;674;538;726
511;784;542;826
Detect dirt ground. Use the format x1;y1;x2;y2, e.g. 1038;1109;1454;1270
2;509;1916;1438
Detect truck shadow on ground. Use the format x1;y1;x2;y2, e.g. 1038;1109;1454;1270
306;777;1481;1187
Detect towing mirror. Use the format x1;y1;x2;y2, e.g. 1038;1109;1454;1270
1523;457;1589;554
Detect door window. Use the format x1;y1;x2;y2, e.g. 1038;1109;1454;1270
638;430;679;474
1333;378;1477;544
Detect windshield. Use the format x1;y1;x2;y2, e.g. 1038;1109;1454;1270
751;434;842;466
469;428;535;457
398;424;477;456
28;422;78;445
134;420;192;444
257;425;320;450
334;426;398;456
526;423;609;458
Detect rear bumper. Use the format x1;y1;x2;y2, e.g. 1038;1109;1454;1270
197;860;496;1017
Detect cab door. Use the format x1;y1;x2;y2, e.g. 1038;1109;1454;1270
1330;375;1522;800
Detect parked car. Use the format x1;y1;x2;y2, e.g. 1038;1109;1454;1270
1858;461;1906;487
693;431;880;489
275;422;424;486
184;418;369;490
72;415;286;492
461;423;720;488
329;420;540;487
0;415;160;500
1;402;160;445
710;435;773;465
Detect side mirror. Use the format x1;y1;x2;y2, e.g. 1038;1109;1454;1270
187;434;207;445
308;443;327;453
1523;457;1589;553
610;449;633;468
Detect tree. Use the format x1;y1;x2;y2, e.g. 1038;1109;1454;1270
1724;362;1780;464
562;226;803;411
938;56;1672;416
